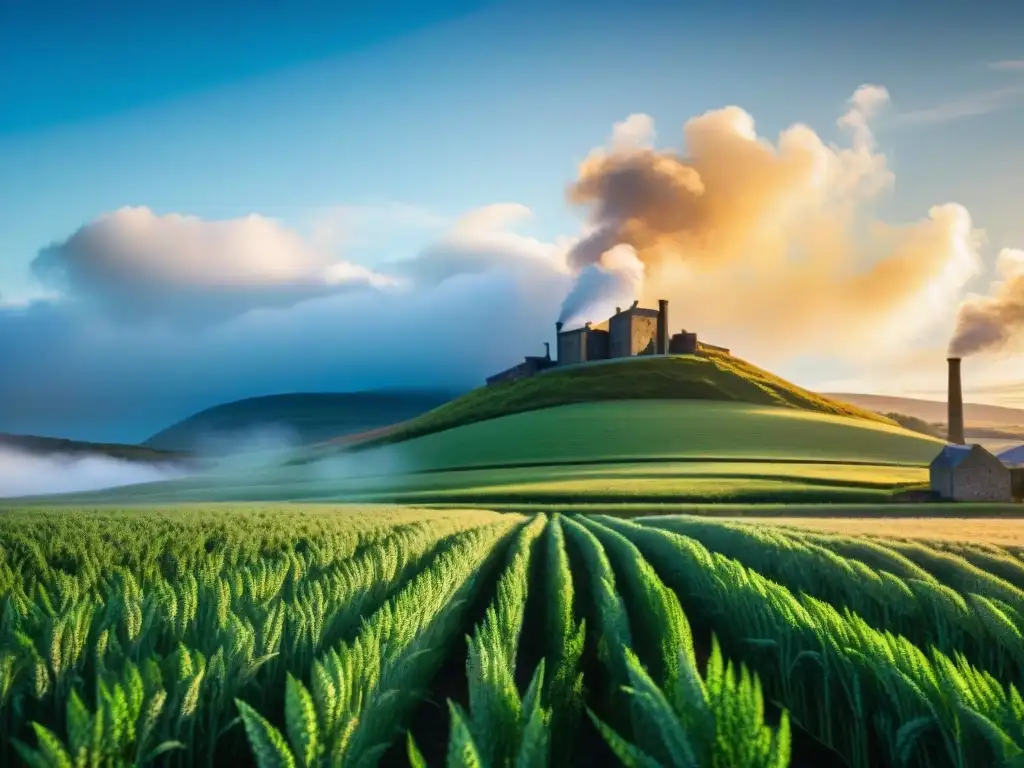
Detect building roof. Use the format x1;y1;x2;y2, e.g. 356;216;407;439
999;445;1024;467
559;320;609;334
614;307;659;318
930;444;975;470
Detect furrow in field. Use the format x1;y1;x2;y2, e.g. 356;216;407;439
562;515;794;766
637;515;1024;694
598;515;1024;768
411;515;549;766
237;516;524;767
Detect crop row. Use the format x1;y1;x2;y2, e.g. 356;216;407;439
1;506;1023;766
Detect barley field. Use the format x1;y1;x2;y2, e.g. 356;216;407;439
2;505;1024;767
732;516;1024;545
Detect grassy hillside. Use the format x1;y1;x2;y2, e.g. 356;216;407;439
18;400;943;507
0;433;186;463
369;400;941;472
146;390;454;452
315;353;894;456
882;412;944;438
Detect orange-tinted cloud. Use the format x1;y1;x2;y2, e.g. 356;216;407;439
950;249;1024;356
561;86;984;361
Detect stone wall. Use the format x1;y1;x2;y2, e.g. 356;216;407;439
952;451;1013;502
485;357;552;385
700;342;731;355
631;315;658;355
929;466;953;498
587;329;610;361
609;311;658;357
670;332;698;354
1012;467;1024;501
557;330;587;365
608;313;631;358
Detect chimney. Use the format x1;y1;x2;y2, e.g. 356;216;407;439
657;299;669;355
544;342;550;360
555;321;563;334
947;357;965;445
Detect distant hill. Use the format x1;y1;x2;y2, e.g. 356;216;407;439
823;393;1024;432
292;352;895;463
877;412;944;439
0;433;186;463
145;390;456;453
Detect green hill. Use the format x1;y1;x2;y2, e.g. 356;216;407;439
297;352;895;460
371;399;941;473
11;354;946;508
33;399;942;507
145;390;455;452
0;433;186;463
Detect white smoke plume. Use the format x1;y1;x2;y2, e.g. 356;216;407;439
950;248;1024;357
558;244;644;327
0;448;189;499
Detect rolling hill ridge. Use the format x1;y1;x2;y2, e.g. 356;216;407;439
823;392;1024;431
296;351;897;460
145;390;456;453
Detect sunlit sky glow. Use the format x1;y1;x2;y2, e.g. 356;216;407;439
2;0;1023;441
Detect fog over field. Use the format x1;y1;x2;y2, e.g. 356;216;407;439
0;447;189;498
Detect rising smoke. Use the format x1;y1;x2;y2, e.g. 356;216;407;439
557;86;984;359
558;244;644;327
949;249;1024;357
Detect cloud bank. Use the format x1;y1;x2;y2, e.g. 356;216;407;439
1;203;572;441
32;206;397;327
2;83;1022;444
0;448;187;498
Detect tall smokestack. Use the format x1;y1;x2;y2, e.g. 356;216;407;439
556;321;563;334
657;299;669;355
947;357;965;445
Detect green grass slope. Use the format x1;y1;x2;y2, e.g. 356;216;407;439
375;400;942;473
20;400;944;507
146;390;454;452
337;352;896;454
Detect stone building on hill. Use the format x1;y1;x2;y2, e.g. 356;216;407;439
485;344;556;385
929;444;1013;502
486;298;730;385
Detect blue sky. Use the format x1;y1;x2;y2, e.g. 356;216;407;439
2;0;1024;441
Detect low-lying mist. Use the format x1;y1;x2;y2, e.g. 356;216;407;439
0;423;417;502
0;447;192;499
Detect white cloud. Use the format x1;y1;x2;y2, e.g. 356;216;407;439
838;84;891;150
1;204;572;440
894;86;1024;126
306;201;449;253
988;60;1024;72
33;206;396;326
996;248;1024;279
610;113;657;152
389;203;571;285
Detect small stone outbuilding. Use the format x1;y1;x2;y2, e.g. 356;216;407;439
929;444;1013;502
999;446;1024;502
